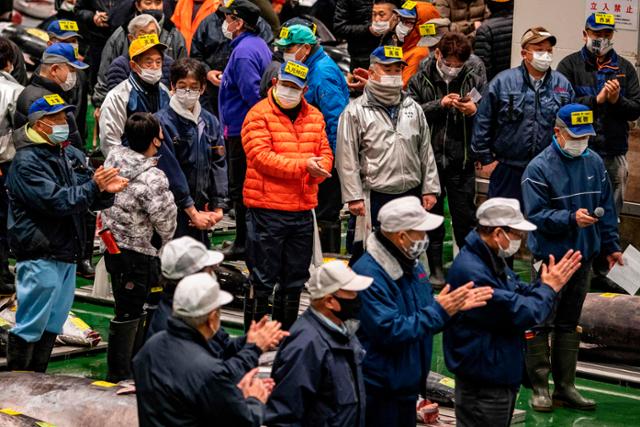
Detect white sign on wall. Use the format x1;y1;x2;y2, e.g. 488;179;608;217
585;0;639;30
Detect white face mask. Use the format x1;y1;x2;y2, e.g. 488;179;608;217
403;233;429;260
60;0;75;11
175;88;201;110
528;51;553;72
372;20;390;34
498;230;521;258
276;84;303;108
137;66;162;85
222;20;234;40
561;135;589;157
60;70;77;91
437;59;462;83
395;22;412;41
379;74;403;88
283;46;302;64
586;37;614;57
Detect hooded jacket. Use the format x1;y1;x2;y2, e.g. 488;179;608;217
102;145;177;257
7;126;114;262
401;1;441;87
407;54;487;171
336;87;440;203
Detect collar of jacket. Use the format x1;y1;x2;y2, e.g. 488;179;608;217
266;87;310;120
166;316;219;356
306;309;355;348
551;135;591;160
230;31;252;48
169;95;202;125
32;73;68;98
0;70;18;84
465;229;507;279
362;87;409;110
580;46;619;71
129;71;160;94
365;232;418;280
517;61;552;90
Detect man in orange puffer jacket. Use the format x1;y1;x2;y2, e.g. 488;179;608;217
241;60;333;332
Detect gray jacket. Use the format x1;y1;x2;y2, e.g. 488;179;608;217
336;90;440;203
0;71;23;163
92;26;187;108
102;145;177;256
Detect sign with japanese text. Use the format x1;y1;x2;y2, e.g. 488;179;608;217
585;0;638;30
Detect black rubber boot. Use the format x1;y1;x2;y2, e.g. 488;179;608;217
551;331;596;410
243;285;269;332
77;212;96;278
132;312;149;357
525;332;553;412
426;243;445;288
6;332;34;371
0;243;14;292
0;274;14;295
280;290;301;331
30;331;58;373
106;317;141;383
318;220;342;254
77;259;95;278
223;203;246;261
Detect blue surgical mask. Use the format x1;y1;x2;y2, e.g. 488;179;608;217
42;121;70;144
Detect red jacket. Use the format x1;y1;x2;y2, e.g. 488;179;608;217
242;89;333;212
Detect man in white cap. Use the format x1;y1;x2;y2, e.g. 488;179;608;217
147;236;287;381
133;273;277;426
444;197;582;426
351;196;493;427
265;261;372;426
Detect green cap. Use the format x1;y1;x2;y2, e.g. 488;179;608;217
275;24;317;47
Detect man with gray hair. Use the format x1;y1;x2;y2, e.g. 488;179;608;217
133;273;275;426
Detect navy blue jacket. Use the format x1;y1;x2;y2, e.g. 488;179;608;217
522;139;620;261
7;126;114;262
265;309;366;427
155;104;228;210
352;233;449;399
133;317;264;427
557;48;640;156
444;230;558;387
472;63;574;168
106;54;173;93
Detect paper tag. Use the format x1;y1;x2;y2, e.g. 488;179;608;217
467;87;482;104
36;422;57;427
73;46;80;59
0;408;22;416
383;46;403;58
43;94;64;106
570;111;593;125
419;23;436;36
284;61;309;79
312;23;317;35
402;0;416;9
439;377;455;388
58;20;79;32
279;26;289;39
150;286;163;293
595;13;615;25
138;33;160;46
71;316;91;330
225;0;234;7
91;381;117;388
599;292;621;298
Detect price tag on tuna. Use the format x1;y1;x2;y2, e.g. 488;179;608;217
91;381;118;388
138;33;160;45
151;286;163;293
402;0;416;9
36;423;57;427
595;13;615;25
384;46;403;58
71;316;90;330
58;20;79;31
44;94;64;106
279;26;289;39
0;408;22;416
570;111;593;125
419;23;436;36
439;377;455;388
284;61;309;79
599;292;620;298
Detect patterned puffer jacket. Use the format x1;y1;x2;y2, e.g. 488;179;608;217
102;145;177;256
241;88;334;212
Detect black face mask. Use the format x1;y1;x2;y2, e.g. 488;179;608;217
332;295;362;321
142;9;164;23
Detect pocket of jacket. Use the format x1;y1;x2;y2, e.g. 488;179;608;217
498;92;525;122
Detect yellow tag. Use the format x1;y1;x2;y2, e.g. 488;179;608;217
402;0;416;10
419;23;437;36
599;292;620;298
36;423;57;427
91;381;117;388
71;316;90;330
225;0;234;7
43;94;64;106
284;61;309;79
73;46;80;59
312;23;317;35
383;46;403;59
0;408;22;416
150;286;163;293
138;33;160;46
570;111;593;126
279;26;289;39
595;13;615;25
58;20;79;32
439;377;456;388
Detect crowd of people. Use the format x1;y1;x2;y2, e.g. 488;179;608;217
0;0;639;425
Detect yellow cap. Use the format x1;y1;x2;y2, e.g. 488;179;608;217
128;34;167;60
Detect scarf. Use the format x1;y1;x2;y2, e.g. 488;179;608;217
365;79;402;106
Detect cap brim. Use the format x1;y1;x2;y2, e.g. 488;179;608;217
49;32;82;40
394;9;417;19
420;35;442;47
204;250;224;267
214;290;234;309
278;75;306;87
274;39;293;47
372;57;408;66
218;6;233;14
565;125;596;138
28;104;76;123
586;24;616;31
414;213;444;231
510;219;537;232
341;275;373;292
68;59;89;69
523;35;557;47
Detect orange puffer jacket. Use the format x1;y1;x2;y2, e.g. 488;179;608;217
242;89;334;212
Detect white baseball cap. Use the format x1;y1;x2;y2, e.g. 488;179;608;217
160;236;224;280
307;260;373;300
173;272;233;318
476;198;537;231
378;196;444;233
